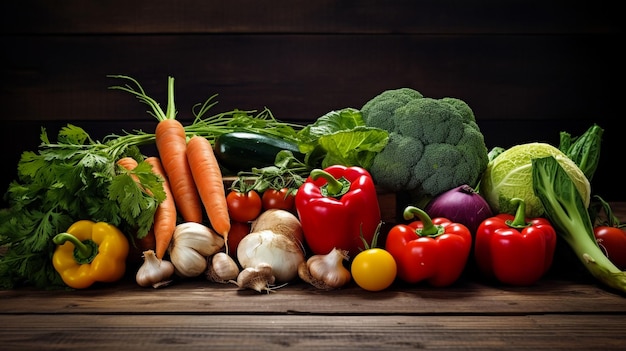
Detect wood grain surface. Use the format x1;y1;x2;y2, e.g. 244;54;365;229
1;278;625;350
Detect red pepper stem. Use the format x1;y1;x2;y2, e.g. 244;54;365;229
507;198;530;229
310;169;350;198
52;233;98;264
403;206;440;236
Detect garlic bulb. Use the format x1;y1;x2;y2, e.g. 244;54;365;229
169;222;224;278
207;252;240;283
237;230;305;283
298;247;351;290
136;249;175;288
250;209;304;244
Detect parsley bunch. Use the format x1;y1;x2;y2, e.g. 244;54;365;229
0;125;164;289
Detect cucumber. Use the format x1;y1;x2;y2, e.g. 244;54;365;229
214;131;305;173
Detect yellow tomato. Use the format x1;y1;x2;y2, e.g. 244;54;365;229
351;248;397;291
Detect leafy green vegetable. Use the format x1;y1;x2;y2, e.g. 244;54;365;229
480;142;591;218
315;126;389;169
532;156;626;294
234;150;311;194
0;125;163;289
296;108;389;169
558;123;604;182
109;160;166;234
487;146;506;162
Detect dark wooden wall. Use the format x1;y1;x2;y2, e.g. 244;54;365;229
1;0;622;205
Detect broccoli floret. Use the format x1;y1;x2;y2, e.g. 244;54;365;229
361;88;489;199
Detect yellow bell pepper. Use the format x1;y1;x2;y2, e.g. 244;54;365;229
52;220;129;289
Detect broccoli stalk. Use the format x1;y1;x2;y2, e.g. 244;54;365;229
532;156;626;294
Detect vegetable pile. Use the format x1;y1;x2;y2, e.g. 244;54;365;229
1;78;625;296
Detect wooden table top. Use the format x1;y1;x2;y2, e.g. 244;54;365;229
1;203;625;350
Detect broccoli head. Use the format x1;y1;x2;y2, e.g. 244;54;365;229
361;88;489;199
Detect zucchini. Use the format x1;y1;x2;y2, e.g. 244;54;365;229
214;131;305;173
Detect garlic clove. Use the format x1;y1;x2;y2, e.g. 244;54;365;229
250;209;304;244
297;261;325;289
169;222;224;277
299;248;351;290
170;247;207;278
207;252;240;283
136;249;175;288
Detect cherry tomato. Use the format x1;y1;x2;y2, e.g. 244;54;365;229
226;221;251;258
351;248;397;291
262;188;296;211
226;190;262;223
594;226;626;270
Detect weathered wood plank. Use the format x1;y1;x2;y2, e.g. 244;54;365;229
0;314;624;350
1;0;619;34
2;2;621;201
1;279;624;315
1;34;616;123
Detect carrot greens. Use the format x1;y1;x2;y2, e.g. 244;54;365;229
0;125;163;289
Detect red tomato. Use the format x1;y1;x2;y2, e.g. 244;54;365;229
227;221;251;258
226;190;262;223
262;188;296;211
594;226;626;270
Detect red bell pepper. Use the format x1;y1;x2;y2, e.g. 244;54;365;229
295;165;381;257
385;206;472;287
474;198;557;286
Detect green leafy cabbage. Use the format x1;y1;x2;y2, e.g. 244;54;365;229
479;142;590;218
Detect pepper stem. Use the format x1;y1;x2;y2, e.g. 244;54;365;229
53;233;99;265
403;206;442;237
506;198;530;229
310;169;350;198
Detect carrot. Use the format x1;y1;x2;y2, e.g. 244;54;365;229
156;119;203;223
117;157;140;182
128;229;157;267
186;135;231;241
145;156;177;260
138;229;157;252
117;156;157;261
108;75;202;223
154;78;203;223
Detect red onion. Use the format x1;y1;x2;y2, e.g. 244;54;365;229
425;184;494;234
